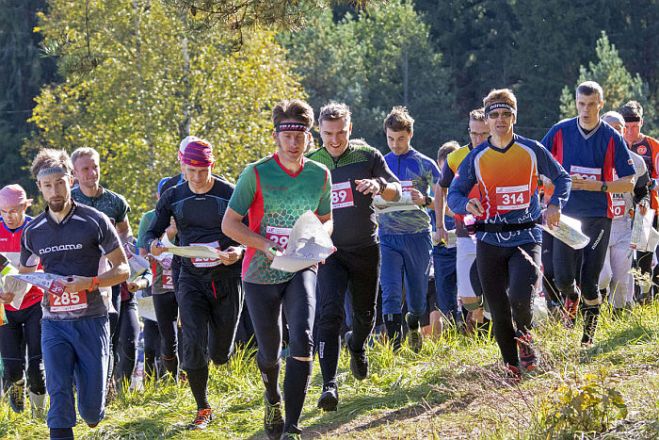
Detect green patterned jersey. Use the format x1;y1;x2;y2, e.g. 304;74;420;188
228;153;332;284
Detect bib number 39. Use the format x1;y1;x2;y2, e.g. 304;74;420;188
331;181;355;209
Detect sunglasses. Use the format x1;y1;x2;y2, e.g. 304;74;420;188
487;111;514;120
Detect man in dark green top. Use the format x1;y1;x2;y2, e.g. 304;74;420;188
307;102;401;411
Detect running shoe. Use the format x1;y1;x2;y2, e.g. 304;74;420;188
317;383;339;412
187;408;214;430
264;396;284;439
345;331;368;380
504;363;521;382
8;379;25;413
405;313;423;353
516;331;537;372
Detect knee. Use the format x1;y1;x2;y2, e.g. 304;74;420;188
287;328;313;359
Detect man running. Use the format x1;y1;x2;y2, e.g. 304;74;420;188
436;109;490;329
542;81;635;346
222;99;332;440
379;106;441;352
619;100;659;302
0;185;46;418
307;102;401;411
597;111;649;313
8;149;129;440
448;88;570;378
144;138;244;430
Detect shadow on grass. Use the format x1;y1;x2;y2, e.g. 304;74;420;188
102;412;188;439
582;319;657;361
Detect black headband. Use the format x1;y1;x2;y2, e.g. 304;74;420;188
484;102;516;114
623;116;641;123
275;122;310;133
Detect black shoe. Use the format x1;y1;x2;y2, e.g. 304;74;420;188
345;331;368;380
317;383;339;412
264;396;284;439
405;313;423;353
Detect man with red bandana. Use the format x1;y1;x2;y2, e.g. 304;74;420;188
144;138;245;430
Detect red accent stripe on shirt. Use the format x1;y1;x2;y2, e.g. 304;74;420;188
552;129;563;164
604;136;616;219
242;167;265;279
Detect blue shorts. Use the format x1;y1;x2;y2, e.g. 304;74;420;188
42;316;110;428
379;232;433;316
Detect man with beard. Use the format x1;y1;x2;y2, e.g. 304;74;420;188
5;149;129;439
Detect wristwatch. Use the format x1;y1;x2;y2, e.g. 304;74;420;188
600;182;608;192
424;196;433;207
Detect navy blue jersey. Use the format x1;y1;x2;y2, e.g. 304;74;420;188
143;177;241;279
542;118;634;218
20;202;122;319
379;148;441;235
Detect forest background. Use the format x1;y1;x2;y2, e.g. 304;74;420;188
1;0;657;223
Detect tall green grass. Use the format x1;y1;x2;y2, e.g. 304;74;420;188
1;301;658;439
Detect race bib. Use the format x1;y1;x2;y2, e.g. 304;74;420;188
570;165;602;181
611;195;626;219
331;181;355;209
49;290;88;313
191;241;221;268
400;180;414;194
162;269;174;290
266;226;292;250
495;185;530;210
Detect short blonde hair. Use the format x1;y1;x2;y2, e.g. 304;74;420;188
71;147;100;166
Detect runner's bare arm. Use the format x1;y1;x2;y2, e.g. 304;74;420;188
222;207;278;256
571;175;635;193
61;246;130;293
116;219;133;243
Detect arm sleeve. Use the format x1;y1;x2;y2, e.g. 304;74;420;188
536;143;571;209
438;160;454;188
115;194;130;223
97;213;122;255
372;150;400;183
540;127;555;150
429;160;442;185
19;229;39;268
634;171;650;204
142;191;175;246
447;153;477;215
316;170;332;216
613;134;635;178
228;165;257;216
135;212;153;250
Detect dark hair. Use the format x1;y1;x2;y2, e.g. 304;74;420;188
383;106;414;133
437;141;460;163
619;100;643;120
575;81;604;100
272;99;314;129
318;102;351;125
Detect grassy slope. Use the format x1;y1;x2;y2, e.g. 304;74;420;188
2;302;659;439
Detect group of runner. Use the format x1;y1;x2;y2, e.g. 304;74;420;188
0;80;658;439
